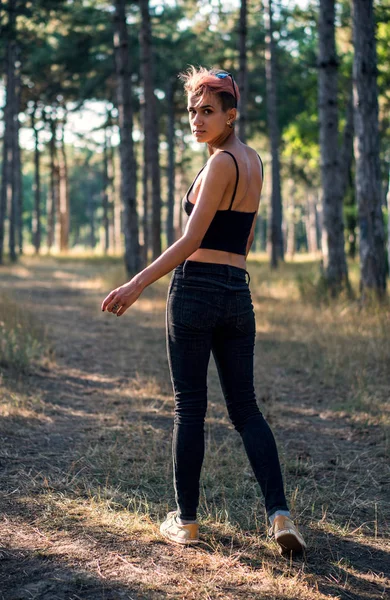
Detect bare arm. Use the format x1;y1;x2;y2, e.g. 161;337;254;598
102;152;232;315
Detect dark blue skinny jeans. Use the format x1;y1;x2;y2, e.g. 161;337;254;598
166;260;289;521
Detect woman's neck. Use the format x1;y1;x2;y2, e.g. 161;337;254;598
207;128;235;155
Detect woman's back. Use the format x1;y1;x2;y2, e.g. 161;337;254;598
184;142;263;269
185;143;263;214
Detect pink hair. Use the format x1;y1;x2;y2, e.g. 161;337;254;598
179;66;240;106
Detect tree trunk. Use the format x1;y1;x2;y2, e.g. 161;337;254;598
87;193;96;249
318;0;349;294
286;179;295;258
14;67;23;256
102;125;110;254
31;104;41;255
306;191;319;254
8;64;17;262
264;0;284;268
166;77;176;248
58;117;70;252
139;0;161;259
352;0;386;299
47;113;58;251
141;101;150;266
112;145;122;254
113;0;141;275
0;0;17;265
237;0;248;143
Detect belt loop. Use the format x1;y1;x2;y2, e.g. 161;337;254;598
245;270;251;285
183;260;188;279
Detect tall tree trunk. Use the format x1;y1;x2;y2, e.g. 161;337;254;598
31;104;41;255
139;0;161;259
286;179;295;258
141;101;150;266
58;117;69;252
306;191;319;254
237;0;248;143
47;113;57;251
102;125;110;254
8;61;17;262
112;145;122;254
113;0;141;275
264;0;284;268
87;193;96;249
166;77;176;248
318;0;349;294
0;0;17;264
14;65;22;256
352;0;386;299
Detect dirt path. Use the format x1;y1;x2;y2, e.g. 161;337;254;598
0;258;388;600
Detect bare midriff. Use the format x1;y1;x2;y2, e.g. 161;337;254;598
186;248;247;270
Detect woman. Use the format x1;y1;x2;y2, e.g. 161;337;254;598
102;66;306;555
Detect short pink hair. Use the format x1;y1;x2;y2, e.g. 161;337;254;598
179;65;240;110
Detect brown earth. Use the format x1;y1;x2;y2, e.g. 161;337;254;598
0;257;389;600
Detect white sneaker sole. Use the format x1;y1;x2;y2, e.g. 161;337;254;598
275;528;306;554
159;524;200;545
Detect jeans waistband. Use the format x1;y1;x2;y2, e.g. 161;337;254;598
176;260;250;285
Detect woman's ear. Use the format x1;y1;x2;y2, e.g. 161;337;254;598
228;107;237;124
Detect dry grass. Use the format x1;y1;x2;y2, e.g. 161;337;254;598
0;292;51;372
0;255;389;600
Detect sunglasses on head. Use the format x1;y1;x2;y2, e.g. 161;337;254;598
215;72;237;107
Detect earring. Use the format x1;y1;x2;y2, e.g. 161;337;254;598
227;121;233;128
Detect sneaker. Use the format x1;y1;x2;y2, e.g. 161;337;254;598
160;511;199;545
269;515;306;555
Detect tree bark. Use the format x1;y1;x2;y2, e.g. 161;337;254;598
14;66;23;256
318;0;349;294
102;125;110;254
141;101;150;266
352;0;386;298
58;117;70;252
306;190;318;254
286;179;295;258
166;77;176;248
8;59;17;263
31;104;41;255
113;0;141;275
139;0;162;259
87;193;96;249
237;0;248;143
264;0;284;268
0;0;17;264
47;113;58;251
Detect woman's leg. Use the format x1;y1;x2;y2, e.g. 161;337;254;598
211;298;289;518
166;281;213;521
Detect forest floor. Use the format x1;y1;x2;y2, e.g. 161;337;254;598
0;255;389;600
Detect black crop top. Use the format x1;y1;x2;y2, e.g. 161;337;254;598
182;150;263;256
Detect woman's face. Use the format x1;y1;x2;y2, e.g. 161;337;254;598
187;91;233;143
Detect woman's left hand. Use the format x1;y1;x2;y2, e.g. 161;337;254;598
101;276;144;317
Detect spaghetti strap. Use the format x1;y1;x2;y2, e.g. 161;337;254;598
186;164;207;202
220;150;239;210
256;152;264;180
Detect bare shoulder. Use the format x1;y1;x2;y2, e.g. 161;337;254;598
245;145;262;163
207;150;237;169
